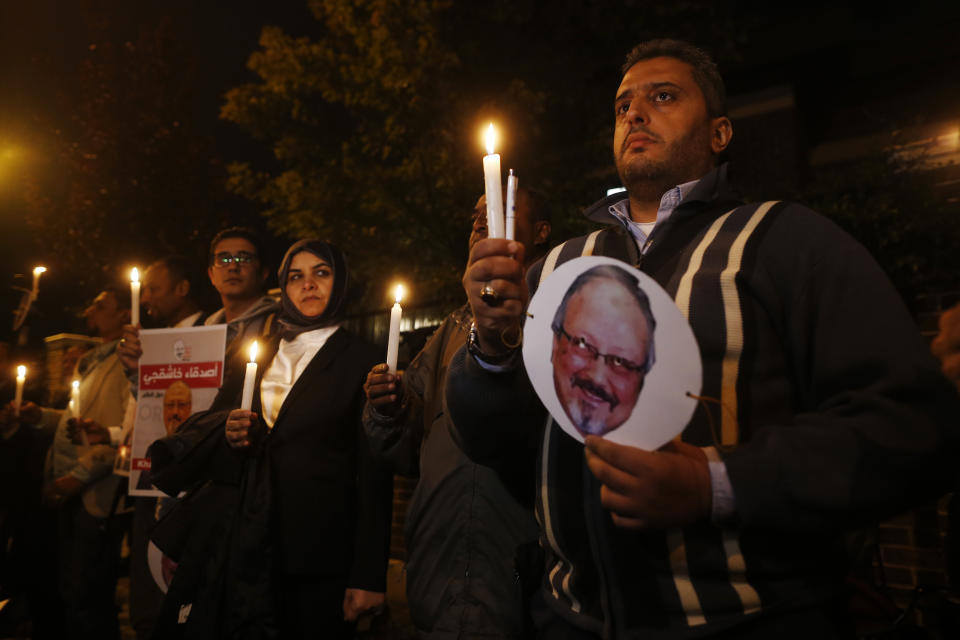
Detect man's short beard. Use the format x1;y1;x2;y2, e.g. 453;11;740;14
615;126;714;204
570;402;605;435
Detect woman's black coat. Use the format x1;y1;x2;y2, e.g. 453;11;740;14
147;328;392;639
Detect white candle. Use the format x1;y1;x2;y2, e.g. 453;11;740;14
14;365;26;416
505;169;518;241
71;379;81;417
71;379;88;445
386;284;404;373
31;266;46;300
130;267;141;326
483;124;505;239
240;341;258;411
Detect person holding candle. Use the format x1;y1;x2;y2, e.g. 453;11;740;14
113;255;212;640
11;286;133;639
140;255;208;329
147;239;392;639
445;39;960;639
1;361;65;639
362;188;551;639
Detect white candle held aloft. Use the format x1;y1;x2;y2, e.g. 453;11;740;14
386;285;404;373
71;379;81;417
505;169;518;241
130;268;141;326
240;341;258;411
14;365;26;416
483;124;505;239
71;379;88;445
31;266;46;300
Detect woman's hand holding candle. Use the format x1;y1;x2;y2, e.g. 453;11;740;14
225;408;258;449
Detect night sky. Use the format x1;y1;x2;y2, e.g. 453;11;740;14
1;1;959;342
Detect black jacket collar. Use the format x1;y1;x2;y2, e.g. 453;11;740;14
582;163;738;226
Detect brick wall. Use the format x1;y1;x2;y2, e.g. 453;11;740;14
869;291;959;633
876;496;952;628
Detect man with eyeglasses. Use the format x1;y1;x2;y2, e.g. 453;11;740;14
551;265;655;437
204;226;278;350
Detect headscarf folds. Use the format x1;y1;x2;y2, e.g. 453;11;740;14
275;239;349;340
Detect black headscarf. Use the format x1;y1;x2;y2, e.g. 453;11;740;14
275;239;349;340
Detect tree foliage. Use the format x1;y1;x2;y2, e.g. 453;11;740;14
798;153;960;307
222;0;744;308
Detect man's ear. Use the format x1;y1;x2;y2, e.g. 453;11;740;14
260;266;270;286
551;331;563;356
711;116;733;154
174;279;190;298
534;221;552;247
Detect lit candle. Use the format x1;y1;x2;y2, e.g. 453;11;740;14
386;284;404;374
71;379;81;417
31;266;47;300
483;124;505;239
14;365;26;416
240;341;258;411
505;169;518;241
71;379;88;445
130;268;141;326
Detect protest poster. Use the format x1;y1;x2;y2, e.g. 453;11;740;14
125;325;226;497
523;256;701;450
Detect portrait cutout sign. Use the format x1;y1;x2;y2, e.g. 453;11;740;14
125;325;227;497
523;256;701;449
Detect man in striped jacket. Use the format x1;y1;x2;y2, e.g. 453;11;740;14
445;39;960;638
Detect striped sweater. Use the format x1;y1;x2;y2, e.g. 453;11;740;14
445;165;960;638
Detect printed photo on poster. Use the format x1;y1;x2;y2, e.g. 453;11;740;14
127;325;226;497
523;256;702;450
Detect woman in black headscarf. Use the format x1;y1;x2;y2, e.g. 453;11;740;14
149;240;392;639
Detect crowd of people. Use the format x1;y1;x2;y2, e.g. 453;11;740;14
2;38;960;640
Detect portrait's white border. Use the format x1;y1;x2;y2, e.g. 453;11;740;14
523;256;702;449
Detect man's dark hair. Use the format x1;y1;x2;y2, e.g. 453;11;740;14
101;285;132;311
523;187;553;225
521;187;553;263
621;39;726;118
551;264;656;373
153;255;202;302
208;226;265;266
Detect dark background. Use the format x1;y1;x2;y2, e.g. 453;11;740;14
1;0;958;344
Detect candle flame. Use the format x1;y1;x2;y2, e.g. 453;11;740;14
33;266;46;276
485;123;497;155
130;267;140;284
72;379;80;391
16;365;26;379
248;340;259;362
394;284;405;304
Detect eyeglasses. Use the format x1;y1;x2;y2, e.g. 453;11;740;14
212;251;258;268
554;325;648;376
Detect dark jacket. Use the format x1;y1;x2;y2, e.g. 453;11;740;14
363;305;540;638
446;164;960;638
148;327;393;639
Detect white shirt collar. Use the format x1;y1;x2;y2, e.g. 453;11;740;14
281;324;341;348
607;177;701;252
